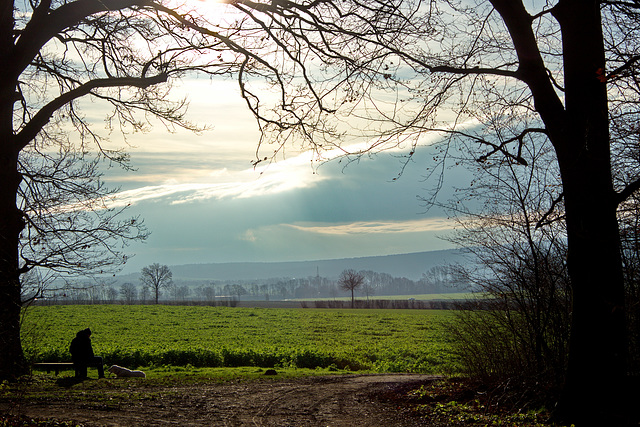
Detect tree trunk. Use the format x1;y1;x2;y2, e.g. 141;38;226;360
0;144;28;381
0;6;28;381
559;164;628;423
551;2;629;423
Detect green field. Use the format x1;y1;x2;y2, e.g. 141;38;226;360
21;305;457;374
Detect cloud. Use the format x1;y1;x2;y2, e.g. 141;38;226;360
108;156;330;207
107;127;455;209
285;217;456;235
107;137;390;208
99;68;481;209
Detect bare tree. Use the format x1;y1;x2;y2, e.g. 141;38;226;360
420;266;459;294
172;285;190;302
139;285;150;304
618;190;640;375
18;145;149;301
227;284;247;301
338;269;365;308
360;280;375;302
444;135;571;401
140;263;172;304
199;284;216;302
105;286;118;302
120;282;138;304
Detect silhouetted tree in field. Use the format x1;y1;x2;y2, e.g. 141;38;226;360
338;269;365;308
140;263;172;304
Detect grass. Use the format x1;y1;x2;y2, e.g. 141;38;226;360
9;305;566;427
407;378;556;426
20;365;349;394
22;305;457;374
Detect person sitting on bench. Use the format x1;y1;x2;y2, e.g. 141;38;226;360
69;328;105;378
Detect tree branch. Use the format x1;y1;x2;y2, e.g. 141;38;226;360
477;128;548;165
15;73;167;150
617;178;640;206
490;0;566;140
13;0;152;75
608;54;640;81
536;192;564;229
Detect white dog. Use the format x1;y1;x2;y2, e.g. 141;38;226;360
108;364;146;378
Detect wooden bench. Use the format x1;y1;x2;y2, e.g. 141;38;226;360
32;362;102;377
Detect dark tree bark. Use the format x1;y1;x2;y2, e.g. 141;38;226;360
485;1;629;422
551;3;627;422
0;148;28;379
0;7;27;379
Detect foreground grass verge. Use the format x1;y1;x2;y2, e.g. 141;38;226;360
22;305;457;374
10;365;351;397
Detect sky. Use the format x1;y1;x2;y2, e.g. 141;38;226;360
91;75;466;274
8;0;492;277
71;39;472;275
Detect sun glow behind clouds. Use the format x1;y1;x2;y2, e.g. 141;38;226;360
109;149;329;207
107;130;441;208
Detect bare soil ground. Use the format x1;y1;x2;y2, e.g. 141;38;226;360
3;374;440;426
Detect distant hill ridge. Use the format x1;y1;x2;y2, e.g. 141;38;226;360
148;249;463;282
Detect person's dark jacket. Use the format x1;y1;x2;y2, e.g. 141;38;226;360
69;328;94;364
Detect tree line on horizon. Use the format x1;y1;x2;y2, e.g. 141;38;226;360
30;265;464;304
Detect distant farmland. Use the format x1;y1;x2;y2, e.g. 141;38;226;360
295;292;473;301
22;305;457;374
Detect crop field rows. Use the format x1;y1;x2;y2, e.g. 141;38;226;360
22;305;457;374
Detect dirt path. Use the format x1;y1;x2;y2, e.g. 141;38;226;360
10;374;439;426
